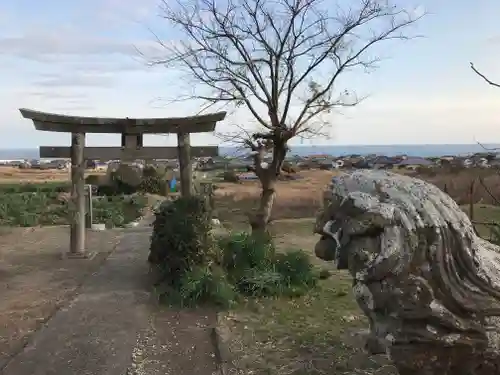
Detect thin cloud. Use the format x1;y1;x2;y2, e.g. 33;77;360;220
0;32;137;59
0;29;168;61
27;91;89;100
35;73;115;88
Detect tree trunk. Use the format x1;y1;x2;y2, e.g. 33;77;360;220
250;177;276;234
249;136;289;234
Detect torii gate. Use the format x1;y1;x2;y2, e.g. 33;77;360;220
19;108;226;258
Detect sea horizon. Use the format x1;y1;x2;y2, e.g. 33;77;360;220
0;143;499;160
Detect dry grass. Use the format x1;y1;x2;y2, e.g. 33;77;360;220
215;170;335;225
0;227;123;367
0;167;105;183
213;168;500;225
420;168;500;206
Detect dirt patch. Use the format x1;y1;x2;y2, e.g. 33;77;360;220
128;308;219;375
0;227;123;367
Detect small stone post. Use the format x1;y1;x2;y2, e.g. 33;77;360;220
177;132;193;197
84;184;93;229
69;132;86;256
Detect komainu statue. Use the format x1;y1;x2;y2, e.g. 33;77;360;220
314;170;500;375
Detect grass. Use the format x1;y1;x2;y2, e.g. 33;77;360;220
219;275;396;375
216;219;395;375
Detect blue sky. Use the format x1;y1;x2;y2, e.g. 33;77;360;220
0;0;499;148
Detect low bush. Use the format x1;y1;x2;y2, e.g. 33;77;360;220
149;196;213;284
149;198;319;307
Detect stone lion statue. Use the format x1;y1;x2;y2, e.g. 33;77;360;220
313;170;500;375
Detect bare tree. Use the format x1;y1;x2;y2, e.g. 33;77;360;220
149;0;423;233
471;62;500;88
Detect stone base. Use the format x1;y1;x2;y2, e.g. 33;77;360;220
61;251;97;260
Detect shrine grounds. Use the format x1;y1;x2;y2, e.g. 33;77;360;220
1;167;500;374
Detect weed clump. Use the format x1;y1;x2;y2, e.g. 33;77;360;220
219;232;319;297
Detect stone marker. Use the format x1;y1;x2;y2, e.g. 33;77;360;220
314;170;500;375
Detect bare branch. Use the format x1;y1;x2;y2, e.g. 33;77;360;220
471;62;500;88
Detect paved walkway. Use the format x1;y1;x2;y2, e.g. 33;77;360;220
0;227;219;375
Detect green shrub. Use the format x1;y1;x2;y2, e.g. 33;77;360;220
149;196;213;283
236;268;284;296
217;232;319;298
149;195;238;307
219;232;275;277
275;250;317;287
171;265;237;308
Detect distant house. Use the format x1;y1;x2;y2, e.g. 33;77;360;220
352;159;370;169
371;156;400;169
396;157;433;170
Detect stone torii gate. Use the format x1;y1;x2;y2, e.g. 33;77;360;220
19;108;226;258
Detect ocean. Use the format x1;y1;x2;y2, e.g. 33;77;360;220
1;144;499;160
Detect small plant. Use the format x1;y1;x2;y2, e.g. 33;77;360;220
219;232;275;278
218;232;319;298
173;265;237;308
275;250;318;288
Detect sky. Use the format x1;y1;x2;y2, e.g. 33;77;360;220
0;0;499;148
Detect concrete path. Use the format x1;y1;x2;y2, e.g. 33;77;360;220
1;227;219;375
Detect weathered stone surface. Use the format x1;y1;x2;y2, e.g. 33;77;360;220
19;108;227;134
313;170;500;375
